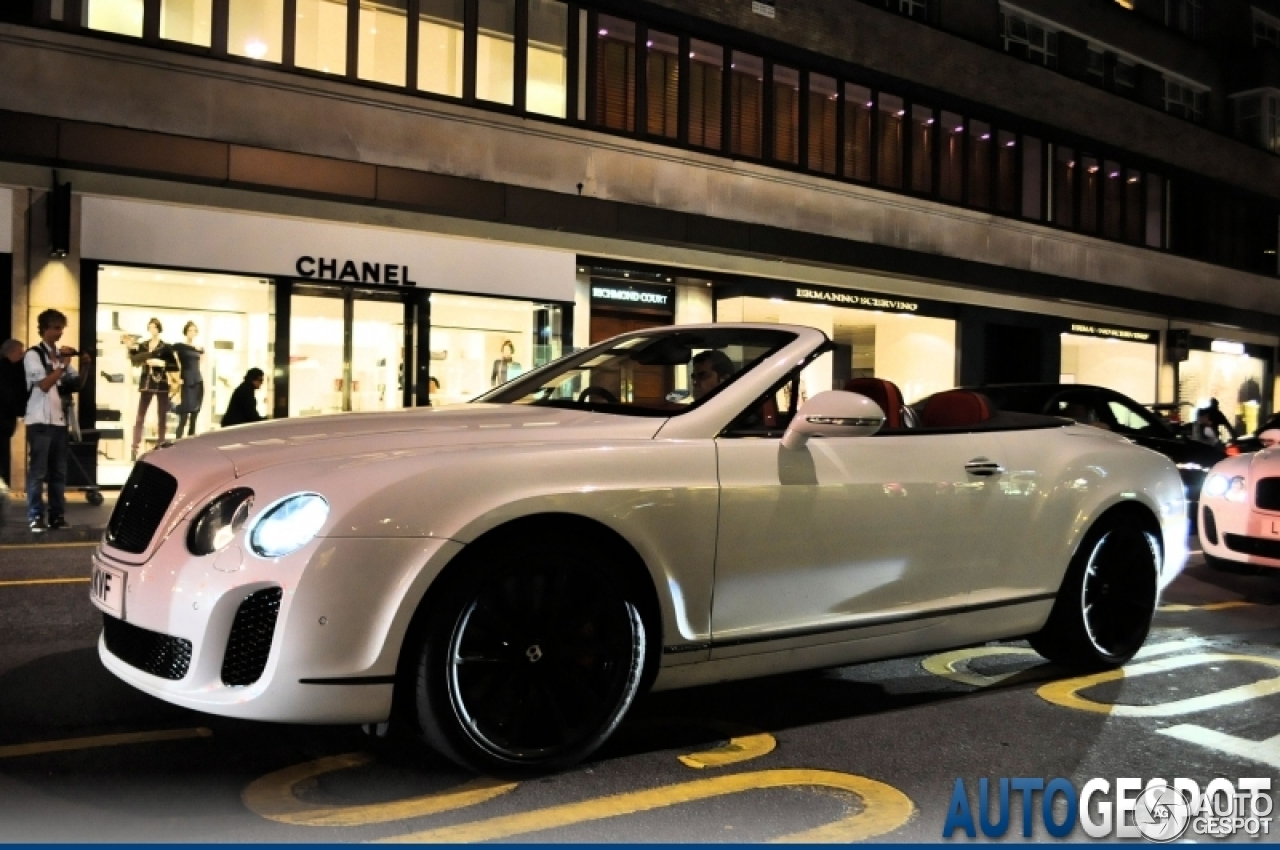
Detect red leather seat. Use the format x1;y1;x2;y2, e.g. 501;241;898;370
761;396;778;428
920;390;993;428
843;378;905;429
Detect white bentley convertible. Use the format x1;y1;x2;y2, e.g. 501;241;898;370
91;324;1187;773
1198;437;1280;574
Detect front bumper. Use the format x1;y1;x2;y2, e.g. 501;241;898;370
1199;502;1280;571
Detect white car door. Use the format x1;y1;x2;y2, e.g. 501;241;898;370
711;406;1008;650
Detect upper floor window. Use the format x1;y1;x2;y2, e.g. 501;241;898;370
863;0;927;20
1086;47;1105;82
1114;59;1136;89
1255;8;1280;48
84;0;143;37
418;0;464;97
161;0;212;46
1165;0;1202;39
1165;78;1206;123
1234;91;1280;154
1000;10;1057;68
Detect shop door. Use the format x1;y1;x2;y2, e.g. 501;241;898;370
289;286;410;417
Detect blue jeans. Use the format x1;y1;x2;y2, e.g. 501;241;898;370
26;423;68;522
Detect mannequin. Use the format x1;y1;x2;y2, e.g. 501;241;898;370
127;317;177;460
490;340;524;387
171;321;205;438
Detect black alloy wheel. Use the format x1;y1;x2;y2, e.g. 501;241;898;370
415;548;646;774
1031;517;1159;669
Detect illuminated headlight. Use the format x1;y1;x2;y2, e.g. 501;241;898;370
1175;462;1206;472
1226;476;1248;502
187;488;254;556
1204;474;1246;501
248;493;329;558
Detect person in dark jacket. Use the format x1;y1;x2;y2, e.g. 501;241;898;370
0;338;26;486
221;368;266;428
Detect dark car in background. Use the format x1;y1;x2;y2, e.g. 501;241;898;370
966;384;1226;519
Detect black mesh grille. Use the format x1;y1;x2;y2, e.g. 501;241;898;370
1202;506;1219;546
1256;478;1280;512
1224;533;1280;560
106;462;178;554
221;588;283;687
102;615;192;680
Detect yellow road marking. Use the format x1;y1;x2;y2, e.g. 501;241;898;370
1037;652;1280;717
0;727;212;759
378;768;914;843
0;577;90;587
242;752;517;827
1158;600;1259;613
631;718;775;769
0;541;99;550
921;646;1041;688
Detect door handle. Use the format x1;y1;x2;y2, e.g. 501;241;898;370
965;458;1005;477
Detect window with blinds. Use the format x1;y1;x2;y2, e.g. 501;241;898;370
967;119;991;209
646;30;679;138
1102;160;1123;240
771;65;800;165
807;73;838;175
1053;146;1076;228
730;51;764;158
595;15;636;132
418;0;463;97
996;130;1018;214
877;93;903;189
1080;155;1099;233
939;112;963;202
842;84;872;182
527;0;568;117
688;40;723;150
910;104;934;194
1124;169;1143;243
477;0;515;104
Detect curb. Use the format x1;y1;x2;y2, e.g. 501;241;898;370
0;525;105;545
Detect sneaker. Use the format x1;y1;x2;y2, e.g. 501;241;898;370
28;518;46;532
48;516;69;530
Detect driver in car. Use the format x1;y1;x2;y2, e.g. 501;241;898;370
690;350;735;401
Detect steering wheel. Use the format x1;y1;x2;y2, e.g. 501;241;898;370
577;386;619;404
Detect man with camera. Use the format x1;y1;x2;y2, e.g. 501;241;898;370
24;309;91;532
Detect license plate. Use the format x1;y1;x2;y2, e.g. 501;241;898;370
90;561;125;618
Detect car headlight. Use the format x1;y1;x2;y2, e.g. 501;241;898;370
1226;476;1248;502
187;488;254;556
248;493;329;558
1204;474;1247;501
1175;462;1206;473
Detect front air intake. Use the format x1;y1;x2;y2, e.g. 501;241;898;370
1202;505;1218;546
221;588;283;686
102;615;192;680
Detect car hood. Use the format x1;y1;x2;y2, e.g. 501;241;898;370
156;404;668;477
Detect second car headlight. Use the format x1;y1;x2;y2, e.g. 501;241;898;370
187;488;254;556
1204;474;1247;502
248;493;329;558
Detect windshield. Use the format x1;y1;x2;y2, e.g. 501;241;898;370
474;327;798;416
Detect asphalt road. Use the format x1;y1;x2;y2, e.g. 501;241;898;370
1;540;1277;843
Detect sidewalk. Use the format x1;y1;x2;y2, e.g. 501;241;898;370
1;488;115;545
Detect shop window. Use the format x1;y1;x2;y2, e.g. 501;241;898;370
1180;349;1266;437
229;0;284;62
876;93;904;189
428;294;564;405
418;0;464;97
730;51;764;158
1145;174;1165;248
1102;160;1122;239
1080;155;1099;233
910;104;934;194
527;0;568;118
807;73;838;175
160;0;212;46
96;267;275;486
295;0;347;76
1020;135;1042;219
85;0;143;36
290;291;406;417
477;0;516;105
1052;146;1075;228
1123;169;1143;243
1060;337;1157;413
358;0;407;86
644;29;678;137
995;129;1017;214
939;111;963;202
688;40;723;150
967;119;990;209
771;64;800;165
842;84;872;182
594;14;635;131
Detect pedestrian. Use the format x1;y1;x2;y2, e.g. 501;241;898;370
0;338;26;487
24;309;91;531
221;368;266;428
1197;398;1236;445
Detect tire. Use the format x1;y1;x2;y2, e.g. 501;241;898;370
412;541;647;775
1030;515;1159;669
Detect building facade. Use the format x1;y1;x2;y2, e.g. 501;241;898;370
2;0;1279;487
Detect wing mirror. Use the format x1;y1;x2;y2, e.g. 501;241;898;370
781;391;886;450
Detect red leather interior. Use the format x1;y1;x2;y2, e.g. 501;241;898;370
761;396;778;428
920;390;993;428
843;378;905;429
